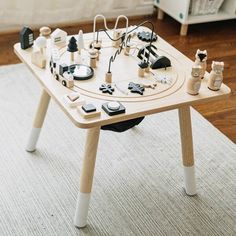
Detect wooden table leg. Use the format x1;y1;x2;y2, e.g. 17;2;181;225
178;106;197;196
74;126;100;228
26;89;51;152
180;24;188;36
157;8;165;20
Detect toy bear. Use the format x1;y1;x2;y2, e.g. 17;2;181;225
195;49;207;79
207;61;224;91
187;65;202;95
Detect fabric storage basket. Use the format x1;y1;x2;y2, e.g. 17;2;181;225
189;0;224;15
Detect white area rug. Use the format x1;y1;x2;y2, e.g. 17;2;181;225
0;64;235;236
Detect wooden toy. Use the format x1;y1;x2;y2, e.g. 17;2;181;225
63;92;85;107
195;49;207;79
77;30;84;54
187;65;202;95
138;44;171;70
137;31;157;42
99;84;115;95
39;26;51;37
112;30;122;48
128;82;145;95
89;49;98;68
67;37;78;62
20;26;34;49
51;28;67;45
31;50;46;68
49;61;74;88
138;61;148;77
105;72;112;83
142;82;157;89
124;44;131;56
102;101;126;116
78;104;101;119
208;61;224;91
35;36;47;54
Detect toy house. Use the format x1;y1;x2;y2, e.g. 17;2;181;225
20;27;34;49
51;28;67;45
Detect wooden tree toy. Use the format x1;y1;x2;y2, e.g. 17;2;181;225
77;30;84;55
67;36;78;62
187;65;202;95
207;61;224;91
35;36;47;54
194;49;207;79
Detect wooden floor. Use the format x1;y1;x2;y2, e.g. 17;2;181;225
1;13;236;143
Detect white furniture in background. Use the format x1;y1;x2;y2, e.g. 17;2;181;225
154;0;236;35
0;0;153;33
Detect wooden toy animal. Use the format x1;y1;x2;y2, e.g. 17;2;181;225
187;65;202;95
194;49;207;79
207;61;224;91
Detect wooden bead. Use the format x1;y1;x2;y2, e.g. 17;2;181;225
138;67;145;77
39;26;51;37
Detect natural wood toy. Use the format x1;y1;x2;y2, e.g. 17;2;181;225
138;61;148;77
31;50;46;68
105;72;112;83
77;104;101;119
142;82;157;89
102;101;126;116
51;28;67;45
128;82;145;95
39;26;51;38
113;30;122;48
194;49;207;79
67;37;78;62
77;30;84;55
124;43;131;56
187;65;202;95
20;26;34;49
208;61;224;91
99;84;115;95
63;92;85;107
88;49;98;68
35;36;47;54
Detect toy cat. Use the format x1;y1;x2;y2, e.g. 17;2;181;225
208;61;224;91
195;49;207;79
187;65;202;95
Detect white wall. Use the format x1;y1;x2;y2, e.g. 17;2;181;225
0;0;153;32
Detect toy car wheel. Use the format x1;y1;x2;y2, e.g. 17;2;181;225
54;74;59;80
62;80;67;87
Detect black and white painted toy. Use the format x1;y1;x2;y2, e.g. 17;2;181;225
102;101;126;116
128;82;145;95
99;84;115;95
20;27;34;49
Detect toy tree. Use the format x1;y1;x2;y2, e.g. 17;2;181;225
67;36;78;62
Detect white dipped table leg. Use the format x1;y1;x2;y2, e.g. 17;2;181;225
74;127;100;228
178;106;197;196
26;89;50;152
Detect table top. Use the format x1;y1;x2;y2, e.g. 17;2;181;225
14;27;231;128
